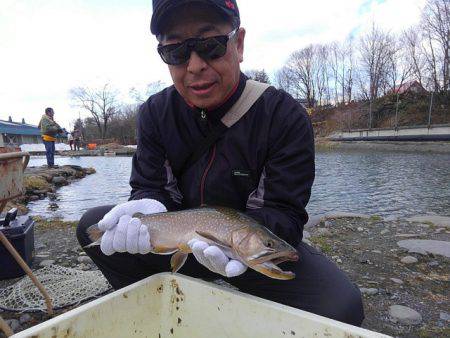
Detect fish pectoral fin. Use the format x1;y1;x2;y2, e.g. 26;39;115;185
178;243;191;253
170;251;188;273
195;231;231;248
153;245;178;255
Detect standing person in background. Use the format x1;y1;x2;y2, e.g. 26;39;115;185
73;128;82;151
38;107;62;168
67;131;74;150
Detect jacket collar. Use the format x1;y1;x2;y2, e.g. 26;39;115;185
186;72;248;123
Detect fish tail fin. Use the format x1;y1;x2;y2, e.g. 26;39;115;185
84;224;103;249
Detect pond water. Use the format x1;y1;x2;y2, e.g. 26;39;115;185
27;150;450;221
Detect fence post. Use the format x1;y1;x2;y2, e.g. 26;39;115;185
428;91;434;128
395;93;400;130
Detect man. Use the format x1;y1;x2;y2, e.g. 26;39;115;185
72;128;82;151
38;107;62;168
77;0;364;326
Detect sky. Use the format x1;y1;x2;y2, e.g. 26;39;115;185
0;0;427;129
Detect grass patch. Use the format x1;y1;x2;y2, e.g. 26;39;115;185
24;175;50;191
315;140;338;151
310;236;332;254
32;216;78;229
369;215;382;221
418;327;450;338
423;221;437;229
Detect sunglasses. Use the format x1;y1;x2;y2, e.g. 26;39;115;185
157;28;238;65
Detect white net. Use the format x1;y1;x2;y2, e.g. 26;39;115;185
0;265;111;312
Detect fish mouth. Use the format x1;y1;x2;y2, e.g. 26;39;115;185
252;261;296;280
248;250;299;266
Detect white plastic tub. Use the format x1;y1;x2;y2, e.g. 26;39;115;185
12;273;390;337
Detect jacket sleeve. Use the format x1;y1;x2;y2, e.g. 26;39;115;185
245;96;315;247
129;101;182;211
40;117;61;136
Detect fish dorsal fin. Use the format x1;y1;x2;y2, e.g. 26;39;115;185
196;231;231;248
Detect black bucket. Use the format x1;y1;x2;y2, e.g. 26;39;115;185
0;215;35;279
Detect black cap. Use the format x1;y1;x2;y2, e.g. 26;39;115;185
151;0;240;35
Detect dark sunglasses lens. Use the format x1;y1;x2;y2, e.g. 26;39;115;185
158;43;190;65
197;37;228;59
158;35;229;65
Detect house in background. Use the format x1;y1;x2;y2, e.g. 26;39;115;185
391;80;427;95
0;117;42;147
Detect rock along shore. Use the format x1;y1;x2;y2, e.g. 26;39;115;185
5;165;96;215
304;213;450;337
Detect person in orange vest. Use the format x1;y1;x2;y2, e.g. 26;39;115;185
38;107;62;168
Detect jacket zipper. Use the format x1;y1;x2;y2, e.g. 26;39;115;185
200;144;216;206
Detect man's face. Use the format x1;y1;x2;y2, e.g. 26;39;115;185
159;4;245;110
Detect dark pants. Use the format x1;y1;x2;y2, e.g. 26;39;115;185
74;139;81;151
77;205;364;326
43;140;55;166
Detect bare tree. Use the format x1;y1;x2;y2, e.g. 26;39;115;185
107;105;139;144
314;45;329;106
244;69;271;84
345;38;356;103
329;42;341;104
358;25;393;101
384;37;413;95
129;80;165;103
403;27;426;86
421;0;450;91
275;66;297;97
283;45;317;107
70;84;119;139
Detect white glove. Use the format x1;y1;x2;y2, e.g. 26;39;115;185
98;199;167;256
188;239;247;278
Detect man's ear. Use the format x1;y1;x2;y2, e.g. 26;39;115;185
236;27;245;63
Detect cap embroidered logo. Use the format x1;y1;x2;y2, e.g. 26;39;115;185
225;0;235;10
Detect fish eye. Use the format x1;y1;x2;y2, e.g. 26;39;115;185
265;239;275;248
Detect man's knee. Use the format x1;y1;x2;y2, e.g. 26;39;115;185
76;205;114;247
324;282;364;326
345;286;364;326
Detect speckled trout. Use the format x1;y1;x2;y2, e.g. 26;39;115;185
86;207;299;280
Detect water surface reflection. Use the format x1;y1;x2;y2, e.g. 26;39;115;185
27;150;450;221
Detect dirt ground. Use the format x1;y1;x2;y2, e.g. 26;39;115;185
0;215;449;337
306;216;449;338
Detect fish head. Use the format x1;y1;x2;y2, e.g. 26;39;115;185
231;226;299;280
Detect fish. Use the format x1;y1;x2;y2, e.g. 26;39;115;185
86;206;299;280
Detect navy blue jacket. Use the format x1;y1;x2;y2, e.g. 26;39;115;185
129;73;315;246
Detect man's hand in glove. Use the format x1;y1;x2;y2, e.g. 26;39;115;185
188;239;247;278
97;199;166;255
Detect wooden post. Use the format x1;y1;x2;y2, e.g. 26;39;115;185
0;315;13;337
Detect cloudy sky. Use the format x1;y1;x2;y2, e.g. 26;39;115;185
1;0;426;129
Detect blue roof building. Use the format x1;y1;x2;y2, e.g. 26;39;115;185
0;117;41;147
